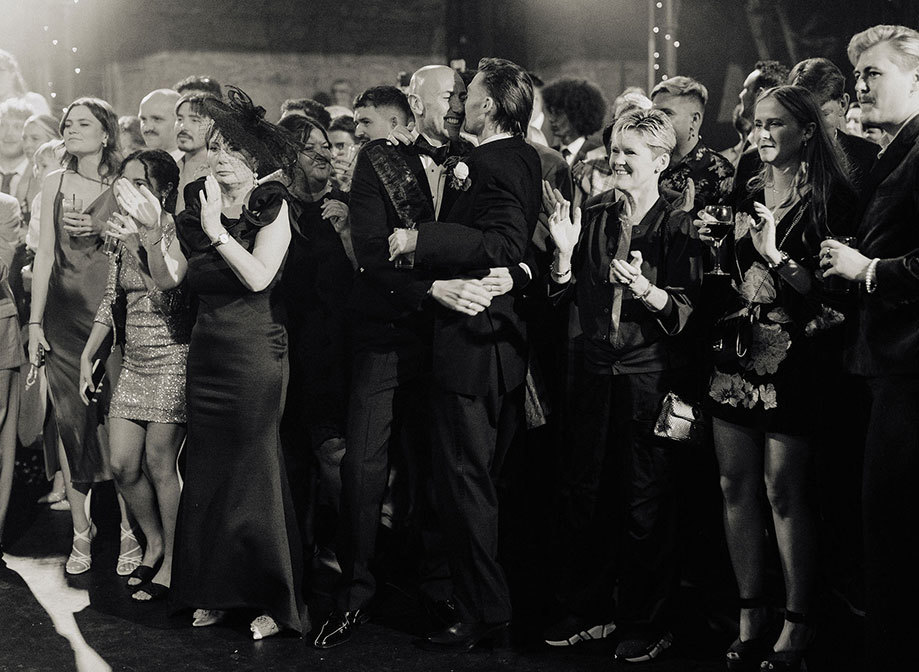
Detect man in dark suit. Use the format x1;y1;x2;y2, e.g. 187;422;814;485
313;65;477;650
388;57;541;650
821;25;919;672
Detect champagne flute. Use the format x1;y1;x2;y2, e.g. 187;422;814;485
702;205;733;276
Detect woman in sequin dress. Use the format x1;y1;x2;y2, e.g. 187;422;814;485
80;150;190;601
114;89;306;640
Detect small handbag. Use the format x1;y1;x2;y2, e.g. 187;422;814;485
653;391;705;445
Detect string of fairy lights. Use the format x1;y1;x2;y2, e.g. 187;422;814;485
649;0;680;91
41;0;84;112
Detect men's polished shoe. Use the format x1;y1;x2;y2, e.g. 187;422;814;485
313;609;371;649
421;596;459;627
416;621;510;651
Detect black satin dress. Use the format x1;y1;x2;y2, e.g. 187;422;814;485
170;179;306;633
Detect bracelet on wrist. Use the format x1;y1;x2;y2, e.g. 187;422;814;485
767;251;790;270
865;258;880;294
633;282;654;301
28;320;41;326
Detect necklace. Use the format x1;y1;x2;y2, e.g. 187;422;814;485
72;169;110;186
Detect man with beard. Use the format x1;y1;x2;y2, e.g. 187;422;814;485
313;64;478;650
388;57;541;651
174;94;213;212
139;88;181;160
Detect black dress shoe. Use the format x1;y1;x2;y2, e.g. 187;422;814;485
313;609;370;649
416;621;510;651
422;596;459;627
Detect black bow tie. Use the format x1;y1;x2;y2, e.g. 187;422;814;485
414;136;450;165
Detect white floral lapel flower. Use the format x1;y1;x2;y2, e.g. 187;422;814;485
448;159;472;191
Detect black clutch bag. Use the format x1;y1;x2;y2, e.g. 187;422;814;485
653;392;705;445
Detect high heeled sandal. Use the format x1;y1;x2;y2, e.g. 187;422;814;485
116;526;143;576
192;609;227;627
250;614;280;640
727;597;775;671
759;610;813;671
65;521;97;575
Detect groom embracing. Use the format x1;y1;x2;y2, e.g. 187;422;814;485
389;57;542;649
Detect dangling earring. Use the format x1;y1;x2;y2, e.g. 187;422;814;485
799;137;809;183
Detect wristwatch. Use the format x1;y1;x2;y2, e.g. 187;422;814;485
210;231;230;248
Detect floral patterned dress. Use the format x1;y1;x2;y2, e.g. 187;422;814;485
704;187;853;435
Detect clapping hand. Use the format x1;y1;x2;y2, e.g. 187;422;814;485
198;175;225;240
547;194;581;259
114;178;162;231
751;201;780;263
609;251;649;295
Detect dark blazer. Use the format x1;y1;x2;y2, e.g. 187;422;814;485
415;135;542;397
347;139;465;329
558;136;601;166
847;113;919;377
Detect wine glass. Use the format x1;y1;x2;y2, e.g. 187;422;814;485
702;205;733;276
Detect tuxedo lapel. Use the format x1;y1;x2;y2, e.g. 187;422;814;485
404;149;434;206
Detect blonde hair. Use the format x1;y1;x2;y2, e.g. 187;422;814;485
651;76;709;108
847;24;919;69
610;107;676;156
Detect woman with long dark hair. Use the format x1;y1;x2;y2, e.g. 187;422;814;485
702;85;856;671
114;87;306;639
80;149;189;601
27;96;126;576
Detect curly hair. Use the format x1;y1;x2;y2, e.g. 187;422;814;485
752;60;790;92
541;78;607;137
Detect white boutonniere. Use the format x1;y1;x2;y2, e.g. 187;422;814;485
446;158;472;191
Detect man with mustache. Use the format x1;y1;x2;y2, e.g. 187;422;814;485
174;94;213;213
314;64;475;650
139;88;181;160
820;24;919;671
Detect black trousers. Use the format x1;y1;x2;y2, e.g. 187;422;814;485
863;376;919;671
335;338;428;613
429;382;523;624
554;365;680;627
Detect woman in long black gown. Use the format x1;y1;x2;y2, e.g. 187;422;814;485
114;88;306;639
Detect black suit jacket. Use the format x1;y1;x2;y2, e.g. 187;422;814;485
347;139;465;335
415;135;542;396
847;113;919;377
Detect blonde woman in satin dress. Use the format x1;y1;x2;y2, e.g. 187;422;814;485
81;150;191;600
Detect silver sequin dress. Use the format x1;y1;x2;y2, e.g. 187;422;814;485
94;226;191;424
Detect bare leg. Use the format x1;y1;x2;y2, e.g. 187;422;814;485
139;423;184;590
712;417;769;640
764;432;816;652
109;418;163;579
0;370;19;544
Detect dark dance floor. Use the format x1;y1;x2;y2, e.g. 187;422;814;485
2;472;867;672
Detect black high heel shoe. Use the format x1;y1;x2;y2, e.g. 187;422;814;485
726;597;775;671
759;610;813;671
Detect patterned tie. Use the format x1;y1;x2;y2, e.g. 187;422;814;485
0;172;15;195
608;209;634;349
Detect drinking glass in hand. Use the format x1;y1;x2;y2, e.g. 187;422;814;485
102;217;119;255
823;235;857;294
702;205;733;276
62;195;83;218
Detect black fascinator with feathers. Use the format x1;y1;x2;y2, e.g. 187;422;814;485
202;86;300;180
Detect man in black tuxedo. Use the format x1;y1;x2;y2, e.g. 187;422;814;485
821;25;919;672
313;64;479;650
388;57;541;650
